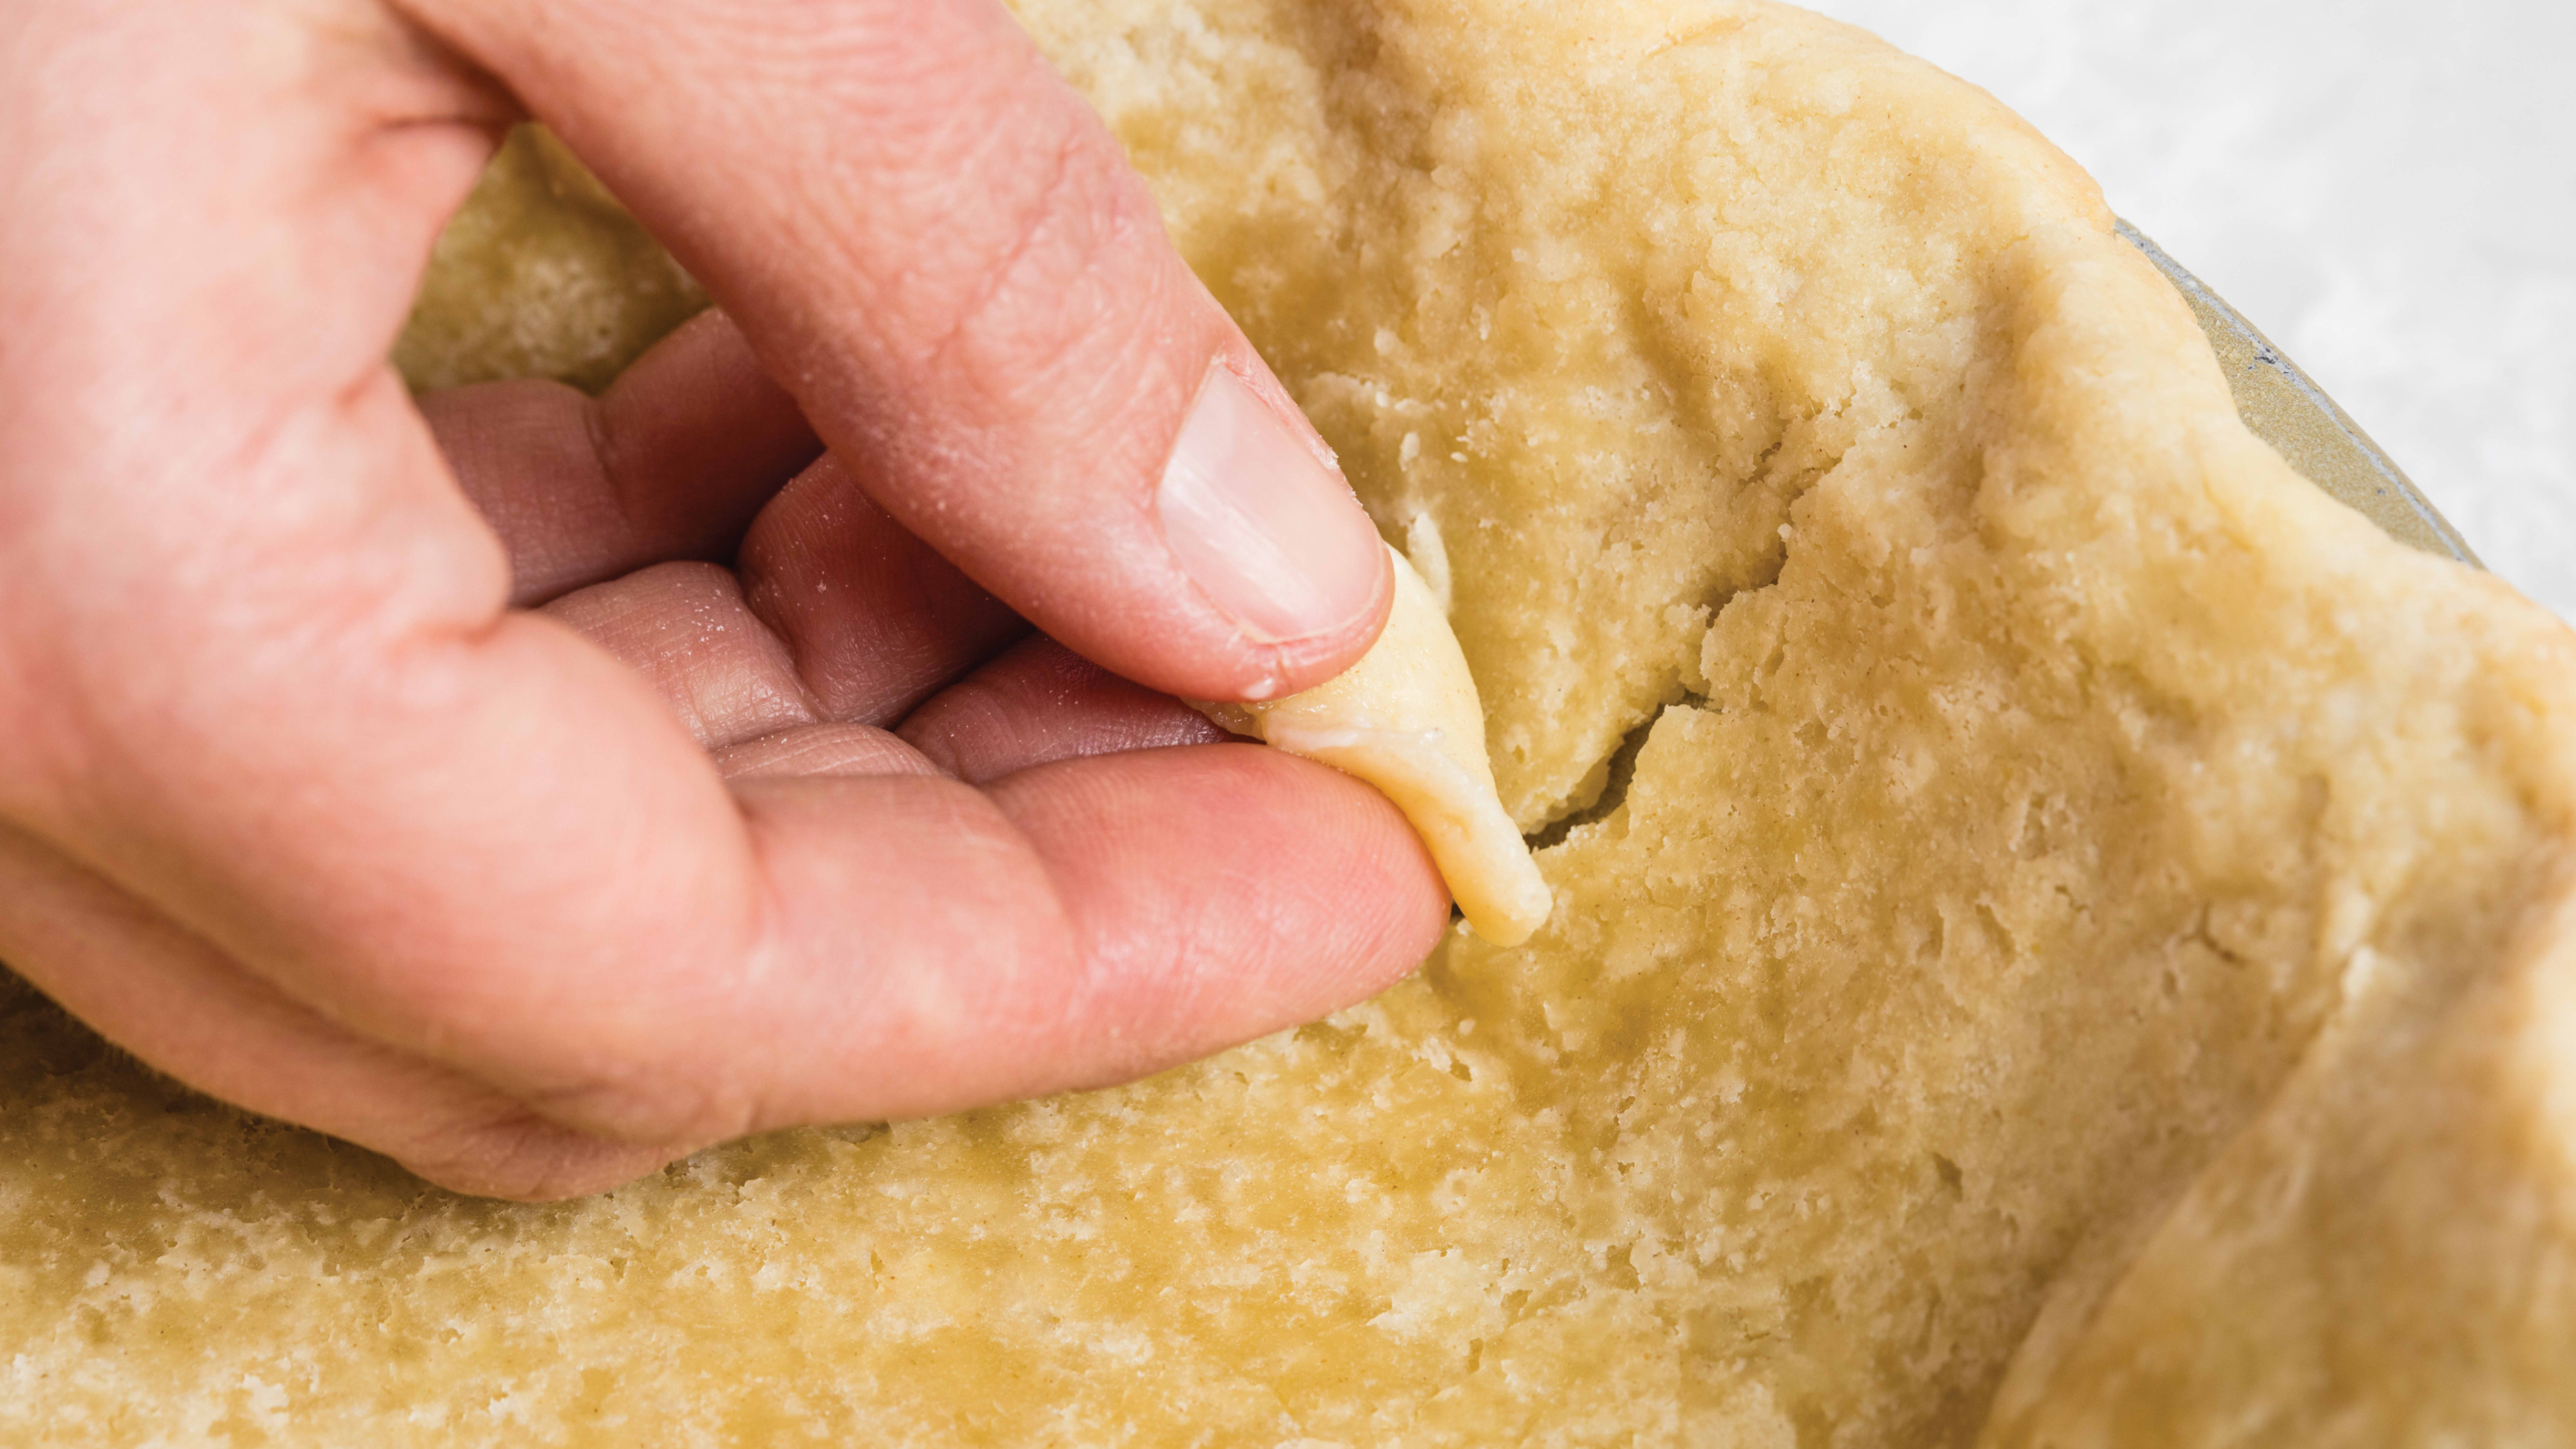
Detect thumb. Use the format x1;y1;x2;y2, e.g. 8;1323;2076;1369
407;0;1393;702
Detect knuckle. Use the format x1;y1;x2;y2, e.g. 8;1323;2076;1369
914;91;1174;413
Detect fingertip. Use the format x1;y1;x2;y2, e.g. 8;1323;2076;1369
986;744;1451;1071
1153;360;1397;700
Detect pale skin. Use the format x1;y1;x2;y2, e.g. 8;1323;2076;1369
0;0;1449;1198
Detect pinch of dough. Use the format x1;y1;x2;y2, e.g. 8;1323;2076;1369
1196;543;1551;946
10;2;2576;1445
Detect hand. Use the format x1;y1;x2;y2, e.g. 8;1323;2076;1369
0;0;1448;1198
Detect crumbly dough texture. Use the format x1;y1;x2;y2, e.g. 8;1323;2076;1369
9;2;2576;1444
1197;543;1551;946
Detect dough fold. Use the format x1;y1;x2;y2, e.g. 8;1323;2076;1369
1197;543;1552;946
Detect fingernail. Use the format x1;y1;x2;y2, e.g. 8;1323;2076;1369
1157;364;1386;649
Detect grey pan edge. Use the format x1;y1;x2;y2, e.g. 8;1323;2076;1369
2119;221;2480;567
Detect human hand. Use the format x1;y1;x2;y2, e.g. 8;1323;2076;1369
0;0;1448;1197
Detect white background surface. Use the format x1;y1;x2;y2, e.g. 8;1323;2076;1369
1804;0;2574;623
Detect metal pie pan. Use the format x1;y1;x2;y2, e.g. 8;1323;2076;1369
2120;221;2476;566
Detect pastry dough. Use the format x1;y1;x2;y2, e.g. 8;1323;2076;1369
5;2;2573;1444
1976;864;2576;1447
1196;543;1551;946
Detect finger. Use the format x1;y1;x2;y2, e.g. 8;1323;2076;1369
409;0;1394;703
421;308;820;606
900;635;1228;785
717;745;1448;1129
737;451;1030;725
0;825;670;1201
541;560;818;748
990;747;1449;1083
713;723;944;782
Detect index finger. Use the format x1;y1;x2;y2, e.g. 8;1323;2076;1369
406;0;1395;703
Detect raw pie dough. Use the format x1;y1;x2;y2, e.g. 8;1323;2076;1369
7;1;2576;1445
1196;542;1551;946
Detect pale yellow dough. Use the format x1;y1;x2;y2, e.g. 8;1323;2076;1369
8;2;2576;1445
1197;543;1551;946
